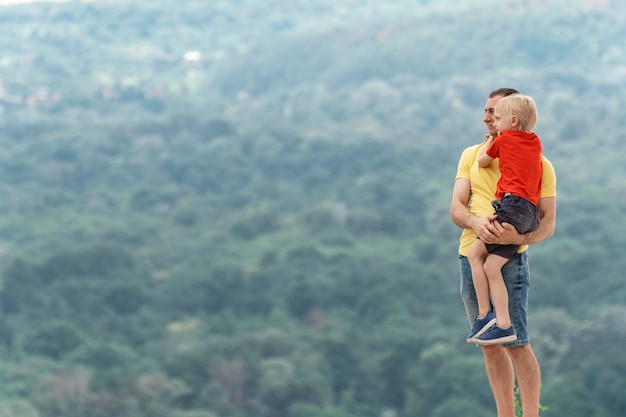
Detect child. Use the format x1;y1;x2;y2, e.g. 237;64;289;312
466;94;543;345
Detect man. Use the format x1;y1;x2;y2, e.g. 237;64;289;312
450;88;556;417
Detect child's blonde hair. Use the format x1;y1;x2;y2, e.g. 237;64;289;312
495;94;537;132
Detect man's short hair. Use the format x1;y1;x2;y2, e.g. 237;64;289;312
489;88;519;98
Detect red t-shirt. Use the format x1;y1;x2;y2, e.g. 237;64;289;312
486;130;543;206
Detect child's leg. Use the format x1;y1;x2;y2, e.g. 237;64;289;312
483;254;511;328
467;239;491;318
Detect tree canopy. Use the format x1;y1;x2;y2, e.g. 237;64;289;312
0;0;625;416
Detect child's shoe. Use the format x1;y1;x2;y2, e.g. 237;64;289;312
473;324;517;345
466;311;496;343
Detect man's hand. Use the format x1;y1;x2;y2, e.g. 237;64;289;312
472;215;501;244
495;222;524;246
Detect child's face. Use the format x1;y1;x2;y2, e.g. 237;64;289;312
493;111;516;135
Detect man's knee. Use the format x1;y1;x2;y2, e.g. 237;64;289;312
481;344;509;361
506;344;536;361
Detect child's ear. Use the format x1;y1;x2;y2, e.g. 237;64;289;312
511;115;519;128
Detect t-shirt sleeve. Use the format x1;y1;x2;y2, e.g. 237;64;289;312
540;156;557;198
455;147;474;180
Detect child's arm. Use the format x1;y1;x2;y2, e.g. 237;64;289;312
477;135;496;168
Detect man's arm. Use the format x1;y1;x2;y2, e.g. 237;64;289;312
450;178;500;243
497;196;556;245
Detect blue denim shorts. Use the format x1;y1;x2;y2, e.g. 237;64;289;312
460;252;531;347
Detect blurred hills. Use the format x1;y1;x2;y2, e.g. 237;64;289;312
0;1;625;417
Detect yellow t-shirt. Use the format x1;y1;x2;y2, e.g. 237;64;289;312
456;142;557;256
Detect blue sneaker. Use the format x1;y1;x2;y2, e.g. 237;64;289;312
473;324;517;345
466;311;497;343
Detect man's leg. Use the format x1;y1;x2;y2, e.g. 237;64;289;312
460;256;516;417
483;345;516;417
501;252;541;417
508;345;541;417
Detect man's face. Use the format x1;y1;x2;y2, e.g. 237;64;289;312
483;95;504;137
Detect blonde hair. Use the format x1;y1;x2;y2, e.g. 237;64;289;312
495;94;537;132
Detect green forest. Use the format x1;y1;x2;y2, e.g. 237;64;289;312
0;0;625;416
